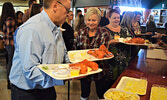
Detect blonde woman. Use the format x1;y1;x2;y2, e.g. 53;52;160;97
146;15;157;33
62;10;74;51
66;10;74;26
132;11;142;35
121;11;135;37
72;7;112;100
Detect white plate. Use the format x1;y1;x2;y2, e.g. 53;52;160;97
37;64;102;80
68;49;114;63
122;42;151;46
118;38;151;46
116;76;148;95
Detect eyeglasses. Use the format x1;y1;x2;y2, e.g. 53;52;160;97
57;1;70;14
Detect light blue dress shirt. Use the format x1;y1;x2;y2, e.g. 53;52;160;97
9;10;70;90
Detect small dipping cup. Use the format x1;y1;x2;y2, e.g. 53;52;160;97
70;67;80;76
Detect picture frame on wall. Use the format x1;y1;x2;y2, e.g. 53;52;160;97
153;10;158;15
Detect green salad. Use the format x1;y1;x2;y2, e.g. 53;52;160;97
42;66;49;70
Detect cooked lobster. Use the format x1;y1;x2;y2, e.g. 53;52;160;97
69;59;99;74
87;45;113;59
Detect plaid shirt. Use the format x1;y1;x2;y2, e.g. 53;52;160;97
73;27;112;80
3;17;17;46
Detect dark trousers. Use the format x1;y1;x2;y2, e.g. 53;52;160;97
80;76;114;99
5;45;14;87
11;84;56;100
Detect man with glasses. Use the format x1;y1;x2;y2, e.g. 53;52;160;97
10;0;71;100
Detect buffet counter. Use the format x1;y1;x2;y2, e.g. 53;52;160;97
111;49;167;100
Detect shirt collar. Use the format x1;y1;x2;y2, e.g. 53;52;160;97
41;10;59;33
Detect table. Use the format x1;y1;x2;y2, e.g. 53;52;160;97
111;49;167;100
141;25;166;34
136;34;158;43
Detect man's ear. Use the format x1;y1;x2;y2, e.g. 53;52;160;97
53;1;58;13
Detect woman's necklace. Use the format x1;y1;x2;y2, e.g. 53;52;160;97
132;22;138;27
108;24;121;32
89;29;96;37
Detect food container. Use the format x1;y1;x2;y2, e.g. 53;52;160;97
116;76;148;95
150;85;167;100
104;88;140;100
70;67;80;76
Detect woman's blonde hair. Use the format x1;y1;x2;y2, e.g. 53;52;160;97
147;15;154;24
65;10;73;24
120;11;134;30
85;7;101;23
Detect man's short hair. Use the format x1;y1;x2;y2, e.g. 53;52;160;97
43;0;67;9
29;0;37;7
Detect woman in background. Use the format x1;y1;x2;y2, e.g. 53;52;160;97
132;11;142;35
66;11;73;26
146;15;157;33
121;11;135;37
0;2;17;89
16;11;23;27
121;11;143;61
75;14;86;32
30;4;42;17
62;10;74;51
121;11;142;37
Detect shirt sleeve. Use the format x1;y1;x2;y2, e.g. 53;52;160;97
17;28;64;88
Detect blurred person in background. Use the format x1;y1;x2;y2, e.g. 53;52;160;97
99;8;110;27
114;6;123;22
74;9;82;31
146;15;157;34
30;3;43;17
62;10;74;51
22;0;37;22
115;7;121;13
75;14;86;32
16;11;23;27
157;40;167;48
66;10;74;26
132;11;142;35
72;7;112;100
0;2;17;89
9;0;71;100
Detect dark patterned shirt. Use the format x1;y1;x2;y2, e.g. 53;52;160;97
72;26;112;80
3;17;17;46
73;27;111;49
104;26;131;81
